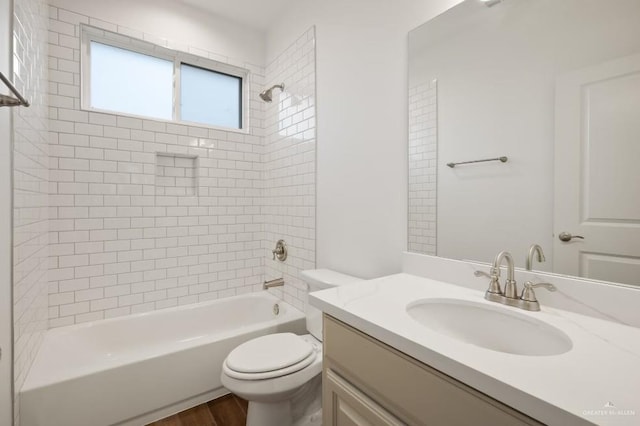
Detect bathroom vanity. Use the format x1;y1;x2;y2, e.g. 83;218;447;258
322;314;541;425
310;255;640;426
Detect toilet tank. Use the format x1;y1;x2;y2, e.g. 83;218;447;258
301;269;362;341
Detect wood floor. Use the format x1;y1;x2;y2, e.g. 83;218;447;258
147;394;248;426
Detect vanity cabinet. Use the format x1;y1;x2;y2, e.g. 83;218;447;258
322;315;544;426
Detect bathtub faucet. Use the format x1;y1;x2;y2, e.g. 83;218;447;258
263;277;285;290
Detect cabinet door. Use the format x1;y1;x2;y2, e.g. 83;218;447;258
323;369;404;426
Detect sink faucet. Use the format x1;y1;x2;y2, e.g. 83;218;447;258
491;251;518;301
475;250;556;311
526;244;545;271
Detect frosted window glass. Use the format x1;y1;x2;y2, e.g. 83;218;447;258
90;42;173;120
181;64;241;129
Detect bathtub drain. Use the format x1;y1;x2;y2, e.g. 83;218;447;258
273;303;280;316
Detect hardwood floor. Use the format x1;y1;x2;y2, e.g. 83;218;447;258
147;394;248;426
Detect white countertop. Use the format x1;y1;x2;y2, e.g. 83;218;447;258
309;273;640;426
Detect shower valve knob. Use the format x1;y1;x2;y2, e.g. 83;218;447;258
272;240;288;262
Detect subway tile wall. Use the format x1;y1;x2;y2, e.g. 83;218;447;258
12;0;50;423
263;28;316;311
47;6;269;327
408;80;437;255
155;154;198;197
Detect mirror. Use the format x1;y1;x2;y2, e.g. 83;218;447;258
408;0;640;286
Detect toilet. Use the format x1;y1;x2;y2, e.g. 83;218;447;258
221;269;362;426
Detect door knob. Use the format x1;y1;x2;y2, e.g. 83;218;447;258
558;232;585;242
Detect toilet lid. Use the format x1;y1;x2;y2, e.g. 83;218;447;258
223;351;317;380
225;333;314;374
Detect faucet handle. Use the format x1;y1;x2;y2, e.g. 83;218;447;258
474;270;503;301
517;282;556;311
521;281;556;302
474;270;492;279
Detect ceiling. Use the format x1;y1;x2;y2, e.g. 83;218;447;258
179;0;295;31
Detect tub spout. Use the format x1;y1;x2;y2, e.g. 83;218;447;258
263;278;284;290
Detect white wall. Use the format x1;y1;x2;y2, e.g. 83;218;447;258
0;2;13;424
266;0;462;279
49;0;265;66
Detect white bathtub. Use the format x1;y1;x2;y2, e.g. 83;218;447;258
20;292;306;426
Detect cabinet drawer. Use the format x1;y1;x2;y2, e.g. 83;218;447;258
323;314;543;426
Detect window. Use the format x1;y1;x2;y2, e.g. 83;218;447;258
90;42;173;120
81;26;247;131
180;64;242;129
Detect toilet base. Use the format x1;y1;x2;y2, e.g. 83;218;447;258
247;400;292;426
244;374;322;426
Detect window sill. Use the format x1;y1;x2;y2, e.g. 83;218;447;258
80;105;251;136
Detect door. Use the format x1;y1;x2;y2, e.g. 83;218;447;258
554;53;640;285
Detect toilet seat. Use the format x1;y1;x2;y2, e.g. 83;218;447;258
224;333;319;380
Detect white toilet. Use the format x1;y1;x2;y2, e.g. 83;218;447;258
221;269;361;426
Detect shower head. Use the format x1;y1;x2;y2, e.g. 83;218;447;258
259;83;285;102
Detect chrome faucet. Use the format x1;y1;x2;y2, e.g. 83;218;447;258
491;251;518;302
475;250;555;311
526;244;545;271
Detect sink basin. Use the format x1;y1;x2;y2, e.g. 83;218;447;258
406;298;572;356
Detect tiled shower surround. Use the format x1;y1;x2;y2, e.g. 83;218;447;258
12;0;50;422
46;6;317;326
263;28;316;311
408;80;437;255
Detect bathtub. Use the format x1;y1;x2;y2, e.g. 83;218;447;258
20;292;306;426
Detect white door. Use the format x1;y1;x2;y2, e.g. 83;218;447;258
0;1;12;424
554;53;640;286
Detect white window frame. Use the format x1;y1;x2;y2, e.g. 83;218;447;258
80;25;249;133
